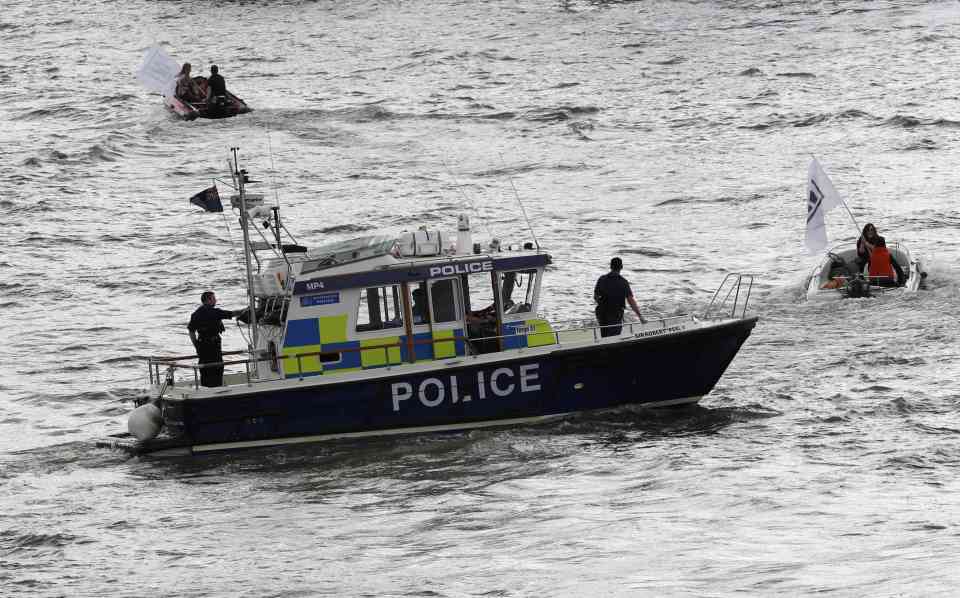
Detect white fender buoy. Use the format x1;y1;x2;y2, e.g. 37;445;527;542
128;403;162;441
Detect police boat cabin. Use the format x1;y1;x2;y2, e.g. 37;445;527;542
122;153;758;456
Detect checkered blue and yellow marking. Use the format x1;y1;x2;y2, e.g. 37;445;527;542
281;316;466;378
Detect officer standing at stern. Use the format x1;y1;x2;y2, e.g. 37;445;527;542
594;257;646;337
188;291;235;387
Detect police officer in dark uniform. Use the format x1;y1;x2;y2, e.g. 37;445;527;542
187;291;235;387
594;257;646;337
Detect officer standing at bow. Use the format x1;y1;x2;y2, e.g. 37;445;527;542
187;291;235;387
594;257;646;337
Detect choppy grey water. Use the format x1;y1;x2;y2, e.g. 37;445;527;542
3;0;960;595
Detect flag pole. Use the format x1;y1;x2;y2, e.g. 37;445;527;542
838;196;862;239
810;155;863;239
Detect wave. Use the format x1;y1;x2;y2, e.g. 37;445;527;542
654;196;696;207
901;138;938;151
16;390;118;405
472;161;593;178
654;193;765;207
651;56;686;66
739;67;763;76
917;33;956;43
878;115;960;129
836;108;872;120
0;530;83;554
333;104;395;123
85;143;121;163
618;247;674;258
13;105;88;121
521;105;600;122
738;108;877;130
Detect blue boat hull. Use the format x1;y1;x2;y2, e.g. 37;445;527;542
151;318;757;453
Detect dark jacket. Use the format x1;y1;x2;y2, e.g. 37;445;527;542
188;304;234;341
208;73;226;97
594;272;633;316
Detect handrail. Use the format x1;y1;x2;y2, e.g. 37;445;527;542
146;313;700;391
545;314;691;330
147;297;753;392
703;273;754;320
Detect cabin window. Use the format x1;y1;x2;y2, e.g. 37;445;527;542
429;278;459;323
499;270;537;315
462;271;495;318
356;285;404;332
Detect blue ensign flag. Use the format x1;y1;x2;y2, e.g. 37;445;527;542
189;186;223;212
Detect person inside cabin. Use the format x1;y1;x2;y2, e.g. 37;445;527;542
466;303;499;353
411;287;428;324
868;237;905;287
855;222;881;273
594;257;646;338
175;63;202;102
187;291;235;387
206;65;228;108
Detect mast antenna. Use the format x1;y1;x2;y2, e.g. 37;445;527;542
231;147;260;357
499;152;540;251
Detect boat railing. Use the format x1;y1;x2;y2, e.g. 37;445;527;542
545;314;692;338
146;313;698;391
703;273;754;320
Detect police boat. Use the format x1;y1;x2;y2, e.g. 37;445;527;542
805;241;927;300
113;151;759;457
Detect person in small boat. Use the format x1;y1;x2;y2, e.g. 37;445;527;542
868;237;905;287
855;222;881;272
594;257;646;338
187;291;235;387
206;65;228;108
175;63;203;102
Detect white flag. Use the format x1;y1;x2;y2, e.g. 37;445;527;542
136;46;180;97
804;158;842;254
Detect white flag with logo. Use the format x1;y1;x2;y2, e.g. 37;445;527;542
805;158;842;254
136;46;179;97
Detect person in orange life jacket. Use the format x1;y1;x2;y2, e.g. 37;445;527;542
594;257;646;338
868;237;905;287
855;222;880;272
187;291;236;387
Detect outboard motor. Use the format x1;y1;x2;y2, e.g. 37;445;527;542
845;274;872;299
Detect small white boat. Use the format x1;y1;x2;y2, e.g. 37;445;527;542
805;240;927;300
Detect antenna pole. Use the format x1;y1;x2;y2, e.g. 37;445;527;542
231;147;259;356
499;153;540;251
